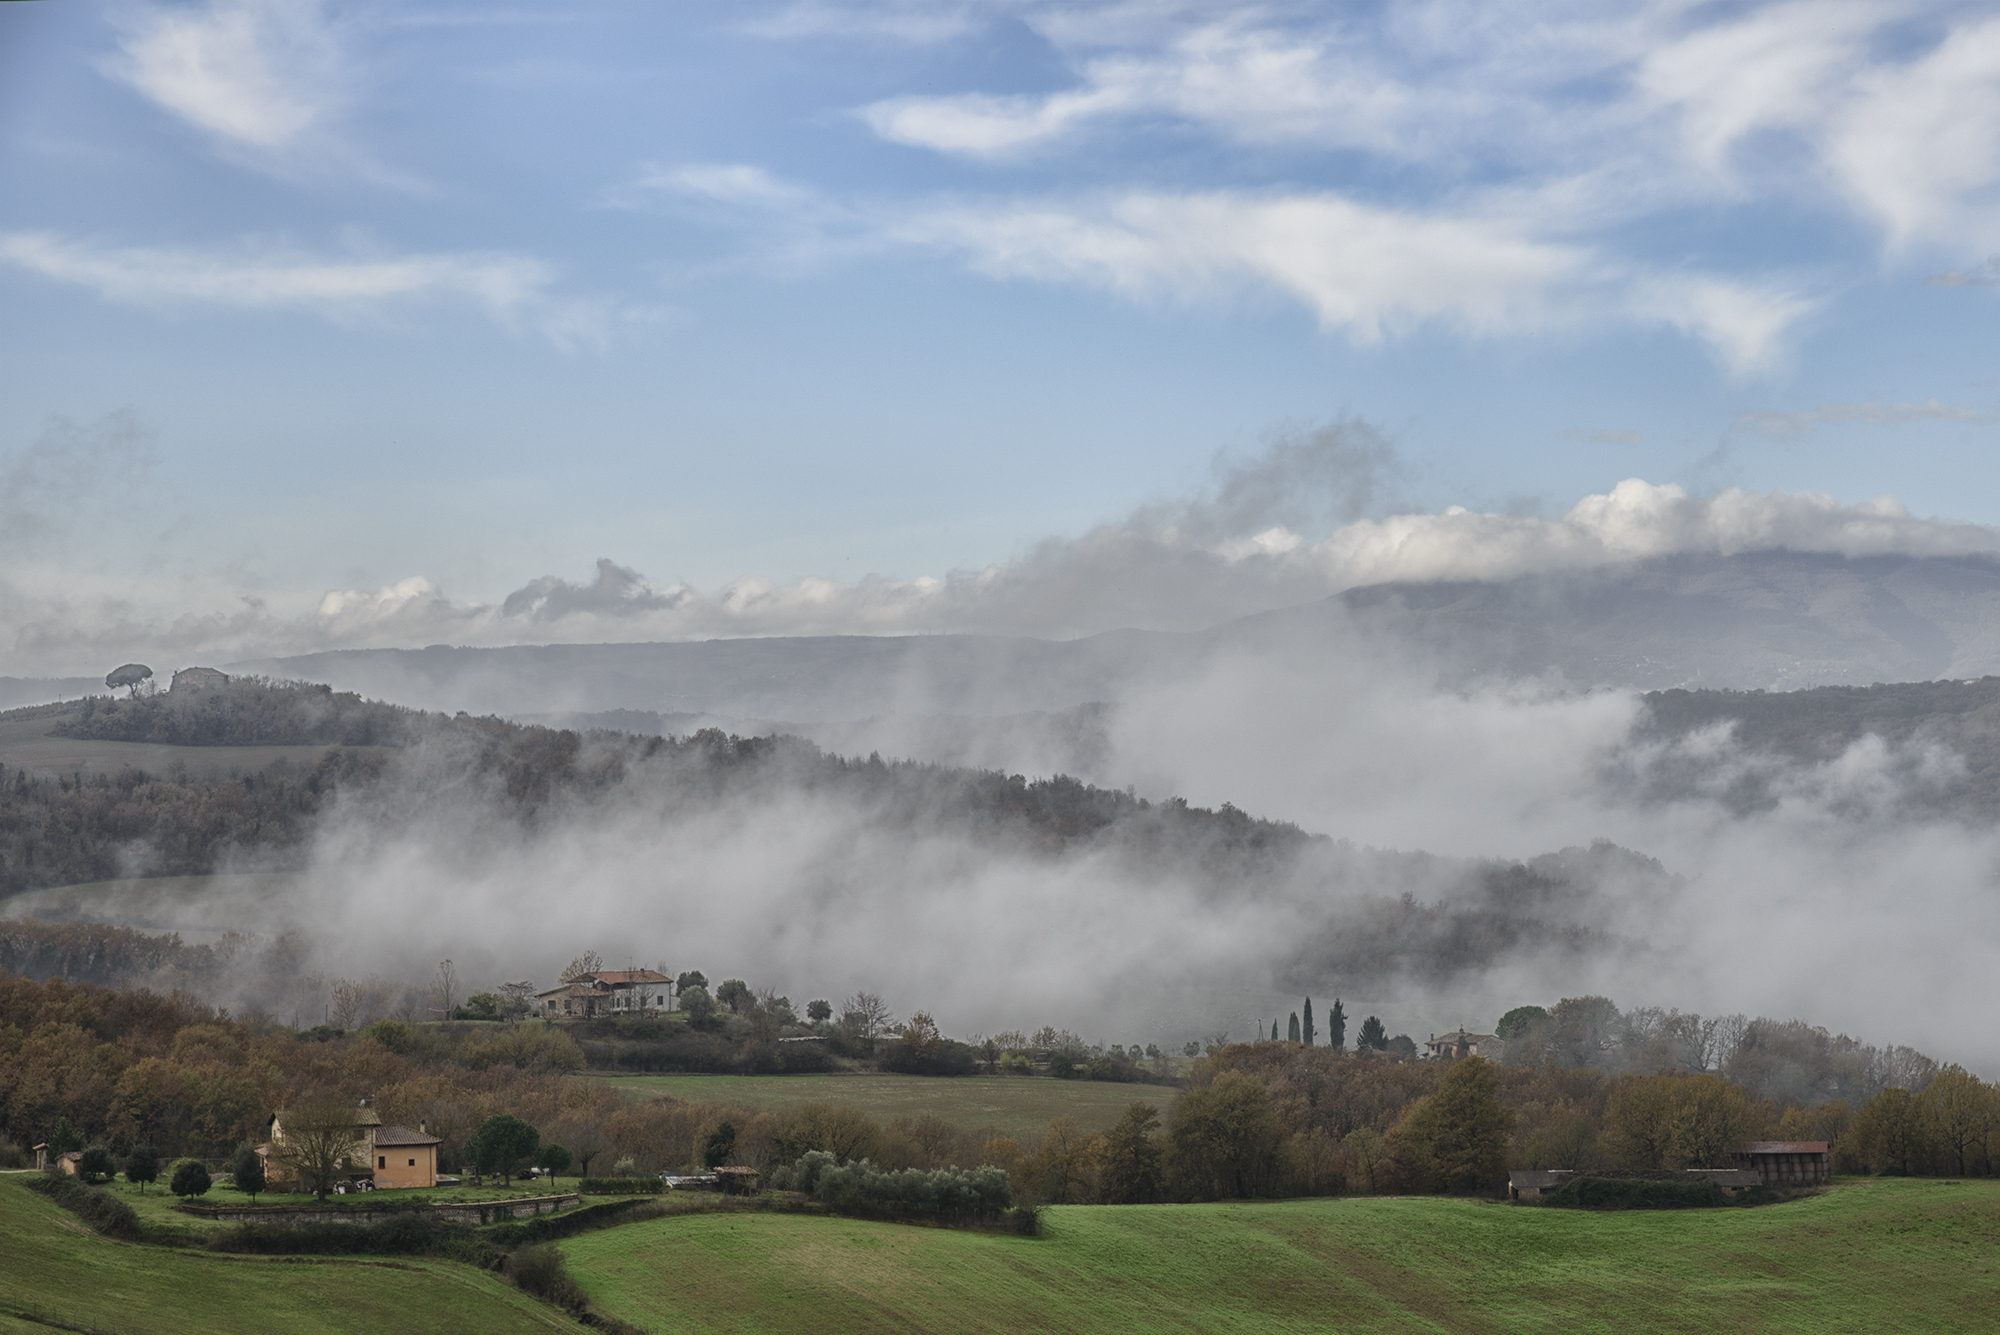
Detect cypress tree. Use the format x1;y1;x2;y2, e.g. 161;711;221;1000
1288;1012;1301;1043
1270;1020;1279;1042
1329;998;1348;1050
1302;997;1316;1047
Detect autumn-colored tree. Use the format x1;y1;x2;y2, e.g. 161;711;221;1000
771;1102;883;1164
1605;1073;1757;1169
560;953;605;984
1099;1103;1164;1204
1915;1066;1997;1176
1521;1108;1599;1170
1391;1056;1514;1193
901;1012;942;1061
1848;1087;1927;1175
1027;1115;1104;1204
1166;1071;1279;1200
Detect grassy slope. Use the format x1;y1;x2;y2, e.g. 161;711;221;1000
564;1180;2000;1335
0;1179;573;1335
595;1072;1160;1142
0;712;382;780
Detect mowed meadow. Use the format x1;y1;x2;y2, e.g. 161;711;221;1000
560;1179;2000;1335
0;1177;567;1335
595;1073;1159;1143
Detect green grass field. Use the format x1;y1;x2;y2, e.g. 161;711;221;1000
562;1179;2000;1334
0;1177;571;1334
594;1072;1162;1142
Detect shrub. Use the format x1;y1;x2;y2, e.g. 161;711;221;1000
880;1038;981;1077
579;1177;664;1195
77;1144;116;1183
508;1244;583;1310
211;1213;493;1262
359;1019;424;1054
170;1159;213;1199
1542;1176;1727;1209
769;1150;1013;1224
25;1174;141;1240
486;1199;664;1247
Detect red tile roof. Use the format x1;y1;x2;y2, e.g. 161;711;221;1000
373;1126;443;1147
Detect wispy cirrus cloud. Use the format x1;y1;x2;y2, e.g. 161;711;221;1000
1928;255;2000;286
0;231;645;350
744;0;983;44
101;0;410;186
1734;398;1991;438
637;164;1815;372
815;0;2000;349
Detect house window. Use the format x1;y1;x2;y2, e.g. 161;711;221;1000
378;1156;385;1168
408;1159;416;1167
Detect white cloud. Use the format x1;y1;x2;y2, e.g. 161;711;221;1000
108;0;344;150
1826;15;2000;248
0;231;639;349
1629;273;1820;376
639;163;821;210
1734;398;1991;438
12;467;1997;676
101;0;414;186
891;188;1810;368
860;14;1448;159
846;1;2000;259
896;189;1587;341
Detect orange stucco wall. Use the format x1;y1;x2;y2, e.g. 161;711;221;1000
373;1143;438;1190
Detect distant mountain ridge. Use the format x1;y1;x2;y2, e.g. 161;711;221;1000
229;550;2000;721
1314;549;2000;690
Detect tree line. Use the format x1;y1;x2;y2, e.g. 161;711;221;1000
7;970;1993;1211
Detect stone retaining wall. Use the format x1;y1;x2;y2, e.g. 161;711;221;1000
176;1192;581;1226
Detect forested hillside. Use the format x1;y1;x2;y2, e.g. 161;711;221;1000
1636;677;2000;815
51;679;419;747
0;684;1667;1001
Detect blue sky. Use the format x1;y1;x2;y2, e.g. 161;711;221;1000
4;0;2000;669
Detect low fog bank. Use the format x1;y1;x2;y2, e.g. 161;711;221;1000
8;614;2000;1077
522;704;1117;784
0;676;106;711
1090;641;2000;1075
0;712;1680;1057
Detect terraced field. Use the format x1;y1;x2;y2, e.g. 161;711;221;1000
562;1179;2000;1335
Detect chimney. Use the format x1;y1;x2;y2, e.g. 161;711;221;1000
419;1119;427;1135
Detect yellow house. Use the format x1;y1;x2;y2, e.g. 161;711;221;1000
260;1098;442;1190
371;1126;442;1189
